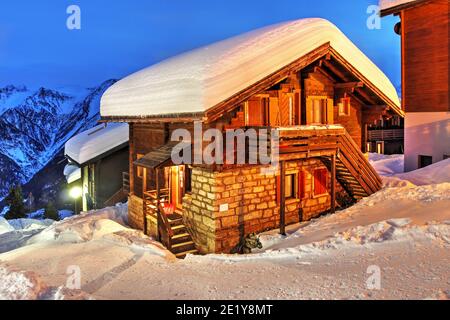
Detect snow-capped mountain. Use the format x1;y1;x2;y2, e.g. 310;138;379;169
0;80;116;201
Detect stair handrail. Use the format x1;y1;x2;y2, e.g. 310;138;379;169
157;203;173;250
338;131;382;193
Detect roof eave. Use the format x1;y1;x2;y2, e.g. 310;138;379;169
100;112;206;123
380;0;431;17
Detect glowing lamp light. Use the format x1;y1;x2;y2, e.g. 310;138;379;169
70;187;82;199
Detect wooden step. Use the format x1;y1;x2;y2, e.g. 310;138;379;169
175;249;198;259
171;240;196;254
171;232;191;244
171;225;187;235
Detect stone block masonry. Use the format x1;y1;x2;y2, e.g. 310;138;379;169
182;158;345;253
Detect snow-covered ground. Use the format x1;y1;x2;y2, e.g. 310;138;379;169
0;155;449;300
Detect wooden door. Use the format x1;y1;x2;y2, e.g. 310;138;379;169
169;166;184;209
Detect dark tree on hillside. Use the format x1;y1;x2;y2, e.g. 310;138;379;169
43;201;60;221
4;185;26;220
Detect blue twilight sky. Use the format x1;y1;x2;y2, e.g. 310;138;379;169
0;0;400;90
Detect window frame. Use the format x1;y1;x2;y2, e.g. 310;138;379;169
276;170;305;204
284;172;297;200
338;97;351;116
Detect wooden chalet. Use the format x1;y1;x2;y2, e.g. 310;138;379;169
380;0;450;170
100;18;403;257
64;123;130;211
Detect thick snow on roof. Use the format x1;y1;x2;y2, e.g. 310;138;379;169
101;18;400;118
65;123;129;165
380;0;418;12
63;164;81;184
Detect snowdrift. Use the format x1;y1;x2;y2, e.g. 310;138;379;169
369;153;450;187
395;158;450;186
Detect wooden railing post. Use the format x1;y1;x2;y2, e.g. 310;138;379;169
331;153;336;214
156;168;161;242
143;167;148;235
279;161;286;236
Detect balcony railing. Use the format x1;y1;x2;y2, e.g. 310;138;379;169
367;129;404;141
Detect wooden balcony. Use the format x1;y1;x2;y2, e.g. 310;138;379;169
367;128;404;141
243;125;346;162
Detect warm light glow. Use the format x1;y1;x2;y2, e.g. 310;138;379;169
70;187;82;199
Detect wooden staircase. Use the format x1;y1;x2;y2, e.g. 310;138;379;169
143;190;198;259
272;126;382;201
321;132;383;200
164;213;198;259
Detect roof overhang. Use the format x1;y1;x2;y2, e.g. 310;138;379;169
380;0;431;16
134;141;190;170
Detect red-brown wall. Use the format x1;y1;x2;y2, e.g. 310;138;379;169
402;1;450;112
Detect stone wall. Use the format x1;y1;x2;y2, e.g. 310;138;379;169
128;194;144;230
182;158;345;254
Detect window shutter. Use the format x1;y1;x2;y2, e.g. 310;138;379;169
326;99;334;124
269;97;280;126
276;175;281;204
278;92;291;126
247;98;263;126
306;98;313;124
294;92;301;125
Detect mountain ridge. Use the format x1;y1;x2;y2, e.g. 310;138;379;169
0;79;117;208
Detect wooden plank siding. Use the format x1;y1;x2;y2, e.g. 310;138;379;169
402;1;450;112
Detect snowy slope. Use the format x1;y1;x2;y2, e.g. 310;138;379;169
101;18;400;118
0;80;116;201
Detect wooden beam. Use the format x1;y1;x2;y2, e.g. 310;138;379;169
143;167;148;235
335;81;364;89
347;92;366;106
129;124;135;195
156;168;161;241
279;161;286;236
329;47;404;117
354;87;378;105
313;66;337;83
331;154;336;214
322;60;350;82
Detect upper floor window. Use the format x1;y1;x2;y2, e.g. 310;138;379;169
338;97;351;116
306;96;334;125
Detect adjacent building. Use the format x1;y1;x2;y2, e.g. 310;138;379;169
64;123;130;211
380;0;450;170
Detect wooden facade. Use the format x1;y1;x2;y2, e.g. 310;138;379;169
381;0;450;170
102;45;402;256
400;1;450;113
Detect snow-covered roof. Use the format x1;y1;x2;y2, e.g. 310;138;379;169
63;164;81;184
380;0;421;14
65;123;129;165
100;18;400;119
